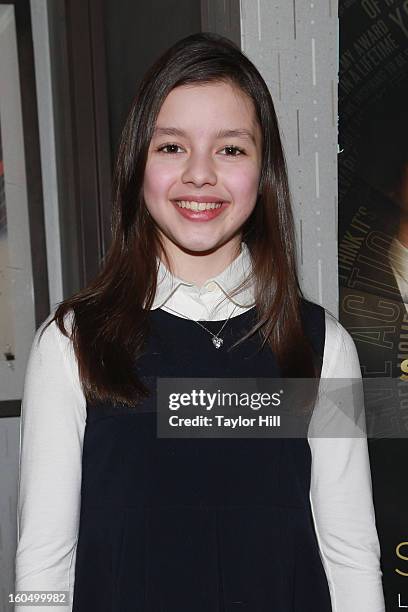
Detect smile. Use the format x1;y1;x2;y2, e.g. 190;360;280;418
171;199;227;222
175;200;223;211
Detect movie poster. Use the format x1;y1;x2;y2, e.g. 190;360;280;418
338;1;408;608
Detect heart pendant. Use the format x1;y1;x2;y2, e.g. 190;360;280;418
212;336;223;349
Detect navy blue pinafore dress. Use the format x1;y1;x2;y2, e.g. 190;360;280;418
72;300;332;612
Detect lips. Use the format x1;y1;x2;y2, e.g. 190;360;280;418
171;199;227;221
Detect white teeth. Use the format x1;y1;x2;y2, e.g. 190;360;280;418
175;200;223;211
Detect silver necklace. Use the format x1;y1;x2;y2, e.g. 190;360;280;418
162;304;239;348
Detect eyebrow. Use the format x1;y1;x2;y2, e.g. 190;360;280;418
153;126;257;145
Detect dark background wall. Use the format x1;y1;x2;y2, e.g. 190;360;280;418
103;0;202;161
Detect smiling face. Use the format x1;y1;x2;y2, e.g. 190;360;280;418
143;80;262;261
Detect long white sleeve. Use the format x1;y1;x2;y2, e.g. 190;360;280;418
308;311;385;611
15;311;86;611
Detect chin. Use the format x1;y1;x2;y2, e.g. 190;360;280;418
173;238;221;254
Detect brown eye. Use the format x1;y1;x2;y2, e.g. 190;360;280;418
222;145;245;156
157;143;184;154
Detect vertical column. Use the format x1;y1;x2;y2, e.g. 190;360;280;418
240;0;339;314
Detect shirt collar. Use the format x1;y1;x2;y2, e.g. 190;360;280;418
151;241;256;309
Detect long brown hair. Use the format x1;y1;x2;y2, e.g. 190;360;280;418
42;32;319;407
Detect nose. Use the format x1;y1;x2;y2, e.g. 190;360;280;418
181;150;217;187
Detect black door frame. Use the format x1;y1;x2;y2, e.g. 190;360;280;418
49;0;240;296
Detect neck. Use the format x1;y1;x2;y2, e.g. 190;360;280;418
159;236;243;286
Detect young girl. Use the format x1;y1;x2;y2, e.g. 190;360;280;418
15;33;385;612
